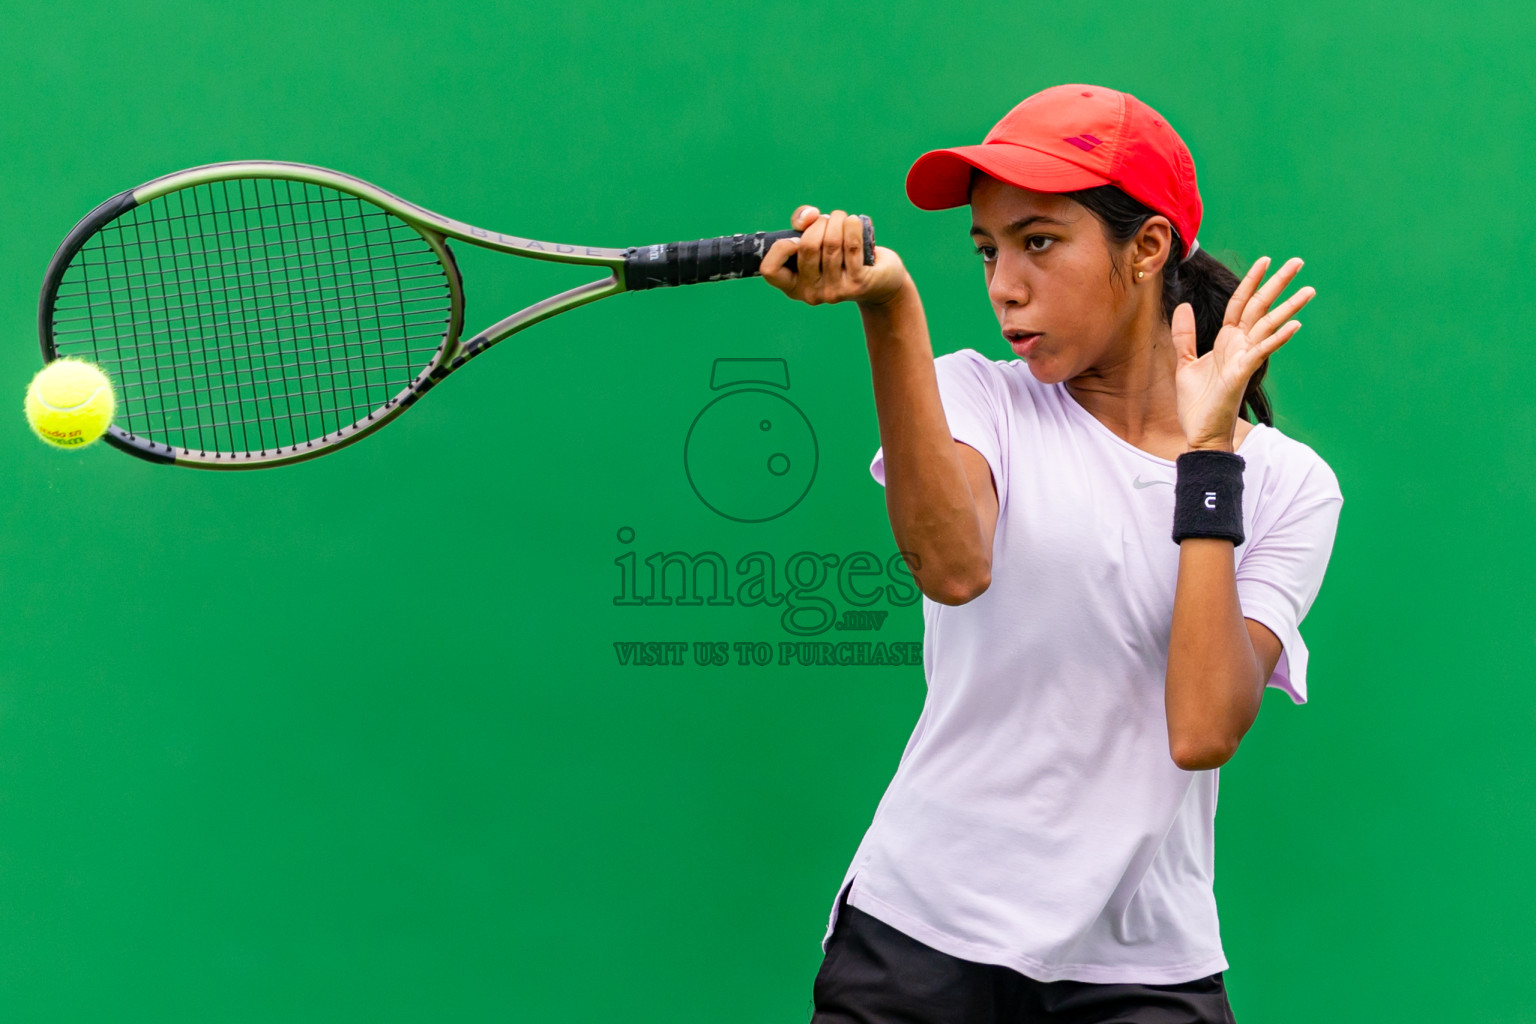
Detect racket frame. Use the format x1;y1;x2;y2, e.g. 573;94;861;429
39;160;867;470
39;161;631;469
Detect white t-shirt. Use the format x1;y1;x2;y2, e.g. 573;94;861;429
829;347;1343;984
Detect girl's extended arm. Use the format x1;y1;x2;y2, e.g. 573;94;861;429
860;281;997;604
761;206;998;604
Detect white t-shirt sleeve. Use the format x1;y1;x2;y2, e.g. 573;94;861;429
870;349;1005;491
1235;455;1344;705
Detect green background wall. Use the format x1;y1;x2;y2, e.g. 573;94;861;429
2;2;1531;1021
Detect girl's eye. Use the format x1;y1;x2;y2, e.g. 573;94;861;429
971;237;1052;261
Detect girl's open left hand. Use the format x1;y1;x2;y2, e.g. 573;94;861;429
1172;255;1316;451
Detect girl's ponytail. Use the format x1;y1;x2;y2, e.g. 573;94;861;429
1067;185;1274;426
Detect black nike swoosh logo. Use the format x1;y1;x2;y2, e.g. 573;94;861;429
1133;476;1172;489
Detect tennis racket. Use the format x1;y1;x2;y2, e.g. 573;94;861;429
38;160;873;469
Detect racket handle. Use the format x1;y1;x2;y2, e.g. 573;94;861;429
623;215;874;291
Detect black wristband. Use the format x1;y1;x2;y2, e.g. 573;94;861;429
1172;450;1246;546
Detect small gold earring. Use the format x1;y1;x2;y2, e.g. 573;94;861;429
1136;270;1145;280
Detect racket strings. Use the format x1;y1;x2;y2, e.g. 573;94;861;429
48;177;454;455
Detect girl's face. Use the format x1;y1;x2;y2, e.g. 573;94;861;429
968;175;1147;384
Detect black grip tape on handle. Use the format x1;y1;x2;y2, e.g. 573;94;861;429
623;214;874;290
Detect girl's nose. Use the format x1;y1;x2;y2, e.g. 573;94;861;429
988;258;1029;308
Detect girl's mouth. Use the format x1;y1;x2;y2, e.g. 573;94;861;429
1006;332;1042;355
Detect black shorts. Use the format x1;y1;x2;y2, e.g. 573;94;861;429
810;891;1237;1024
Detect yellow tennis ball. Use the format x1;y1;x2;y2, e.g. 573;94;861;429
24;358;116;449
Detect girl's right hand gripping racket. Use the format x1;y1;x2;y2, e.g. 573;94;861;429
38;160;873;469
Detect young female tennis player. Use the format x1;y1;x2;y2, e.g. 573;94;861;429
760;83;1343;1023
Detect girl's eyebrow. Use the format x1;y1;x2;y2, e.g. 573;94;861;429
970;215;1068;236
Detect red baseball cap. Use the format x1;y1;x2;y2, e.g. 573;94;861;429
905;84;1202;262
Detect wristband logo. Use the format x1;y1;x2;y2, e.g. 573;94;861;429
1205;492;1217;509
